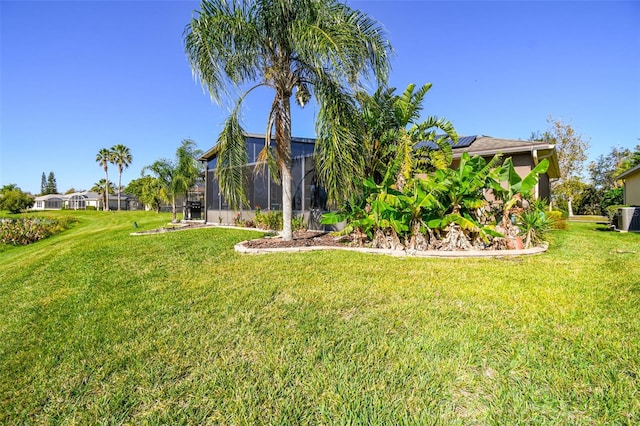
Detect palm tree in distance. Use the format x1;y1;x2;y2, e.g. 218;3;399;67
111;144;132;211
141;140;202;223
96;148;113;211
184;0;392;240
175;139;203;219
91;178;115;211
142;159;177;221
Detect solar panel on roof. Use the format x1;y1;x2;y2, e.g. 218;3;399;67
452;135;477;148
415;135;477;150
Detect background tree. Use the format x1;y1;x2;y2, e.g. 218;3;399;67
580;143;640;214
0;184;35;213
532;117;590;215
185;0;391;240
588;146;632;190
96;148;114;211
90;179;115;210
40;172;47;195
45;171;58;195
111;144;133;211
125;176;165;212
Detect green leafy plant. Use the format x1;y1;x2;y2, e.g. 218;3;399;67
545;210;567;230
517;208;554;249
254;209;283;231
604;204;627;226
324;151;552;251
291;215;306;232
233;212;245;227
0;216;77;245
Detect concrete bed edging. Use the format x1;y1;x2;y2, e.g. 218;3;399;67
235;241;548;258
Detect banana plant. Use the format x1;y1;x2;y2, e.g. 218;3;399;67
495;158;550;227
423;153;505;243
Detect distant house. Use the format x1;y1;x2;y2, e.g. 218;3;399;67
617;164;640;205
32;194;64;210
32;191;141;211
199;134;559;227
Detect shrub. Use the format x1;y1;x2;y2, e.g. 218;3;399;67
233;212;245;227
254;209;283;231
546;210;567;230
517;208;554;249
292;215;306;232
605;204;627;225
0;189;34;214
0;216;77;245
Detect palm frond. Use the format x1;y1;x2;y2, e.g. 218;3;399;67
314;77;362;203
215;112;249;209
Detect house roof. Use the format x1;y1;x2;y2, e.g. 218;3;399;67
34;194;64;201
199;133;316;161
617;163;640;180
455;136;559;178
200;133;560;178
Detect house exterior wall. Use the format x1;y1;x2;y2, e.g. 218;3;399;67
204;155;323;227
452;152;551;201
202;135;558;227
624;171;640;205
33;200;63;210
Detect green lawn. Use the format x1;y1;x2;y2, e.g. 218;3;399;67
1;210;638;424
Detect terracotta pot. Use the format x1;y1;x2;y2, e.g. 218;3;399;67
507;236;525;250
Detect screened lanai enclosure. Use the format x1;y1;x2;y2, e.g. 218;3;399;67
200;134;328;229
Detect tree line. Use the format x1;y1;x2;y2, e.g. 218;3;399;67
531;117;639;216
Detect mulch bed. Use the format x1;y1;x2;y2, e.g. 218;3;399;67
242;230;347;249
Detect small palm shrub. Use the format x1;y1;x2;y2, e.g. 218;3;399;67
517;209;554;249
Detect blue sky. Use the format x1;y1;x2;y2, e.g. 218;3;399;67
1;0;639;194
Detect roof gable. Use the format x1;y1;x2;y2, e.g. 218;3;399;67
617;163;640;180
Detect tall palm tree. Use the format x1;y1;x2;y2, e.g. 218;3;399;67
111;144;132;211
185;0;392;240
96;148;113;211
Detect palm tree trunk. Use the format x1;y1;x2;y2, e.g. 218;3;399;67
117;166;122;211
172;194;177;223
277;94;293;241
104;168;110;211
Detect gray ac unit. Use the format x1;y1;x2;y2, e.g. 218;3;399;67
617;207;640;232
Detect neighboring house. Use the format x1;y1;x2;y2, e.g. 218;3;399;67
32;191;141;211
32;194;64;210
200;134;560;227
617;163;640;206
